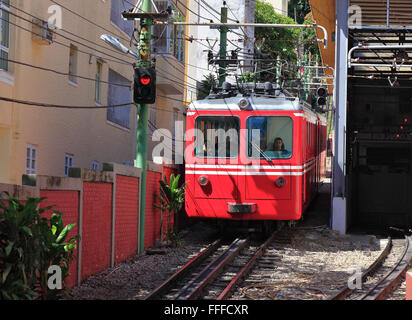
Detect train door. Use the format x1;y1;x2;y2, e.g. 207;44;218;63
244;115;293;201
303;119;307;206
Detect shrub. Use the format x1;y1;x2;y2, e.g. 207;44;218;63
0;192;79;300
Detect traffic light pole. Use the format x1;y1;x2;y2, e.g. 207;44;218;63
136;0;152;254
218;6;228;87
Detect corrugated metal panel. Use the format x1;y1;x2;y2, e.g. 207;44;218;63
349;0;412;27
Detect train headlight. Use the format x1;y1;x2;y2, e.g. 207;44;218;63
275;177;286;188
238;97;250;110
198;175;209;186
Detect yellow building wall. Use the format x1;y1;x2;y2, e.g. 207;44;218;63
0;0;186;184
309;0;335;93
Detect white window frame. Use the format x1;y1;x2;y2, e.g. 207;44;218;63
26;144;37;175
91;161;99;171
152;0;185;63
0;0;10;72
64;153;74;177
95;60;103;103
68;44;78;84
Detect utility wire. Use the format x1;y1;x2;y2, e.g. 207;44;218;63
48;0;133;43
0;15;132;67
6;9;135;66
0;57;132;88
9;2;136;63
0;96;133;109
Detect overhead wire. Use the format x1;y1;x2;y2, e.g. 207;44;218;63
0;56;132;88
0;14;132;67
5;9;135;67
8;2;137;63
1;4;193;112
48;0;133;43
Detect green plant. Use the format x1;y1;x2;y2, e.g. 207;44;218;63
255;1;301;62
0;192;79;300
165;230;184;247
155;174;186;243
238;72;256;83
197;73;217;100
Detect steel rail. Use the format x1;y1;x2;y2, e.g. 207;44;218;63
217;230;280;300
175;237;249;300
330;237;392;300
361;236;412;300
144;239;222;300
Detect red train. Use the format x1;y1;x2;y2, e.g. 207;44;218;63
184;82;327;225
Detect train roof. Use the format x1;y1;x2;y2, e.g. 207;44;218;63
188;92;303;112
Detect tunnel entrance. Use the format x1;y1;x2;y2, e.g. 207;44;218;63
347;79;412;232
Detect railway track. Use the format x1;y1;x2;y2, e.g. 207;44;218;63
330;235;412;300
144;230;282;300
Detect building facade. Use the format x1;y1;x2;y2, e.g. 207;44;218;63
264;0;289;17
0;0;187;184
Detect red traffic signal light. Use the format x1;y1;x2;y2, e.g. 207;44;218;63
134;67;156;104
140;74;151;86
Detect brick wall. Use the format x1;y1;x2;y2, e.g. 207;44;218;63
39;190;79;288
114;175;139;264
144;170;162;250
81;182;112;280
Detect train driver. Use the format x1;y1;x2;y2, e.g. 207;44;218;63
265;137;291;158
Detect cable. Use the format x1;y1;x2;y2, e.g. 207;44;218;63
48;0;132;43
9;2;136;63
158;55;206;87
173;0;217;22
0;96;133;109
0;57;131;88
0;14;132;67
6;9;135;67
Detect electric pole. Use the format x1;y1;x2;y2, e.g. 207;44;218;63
218;5;228;86
135;0;152;254
120;1;169;254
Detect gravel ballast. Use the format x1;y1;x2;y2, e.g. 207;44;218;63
68;182;408;300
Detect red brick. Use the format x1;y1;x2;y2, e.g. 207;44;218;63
114;175;139;264
81;182;112;280
39;190;79;288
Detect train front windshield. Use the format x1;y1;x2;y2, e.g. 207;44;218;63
195;116;240;158
246;116;293;159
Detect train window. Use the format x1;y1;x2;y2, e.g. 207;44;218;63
246;116;293;159
194;116;240;158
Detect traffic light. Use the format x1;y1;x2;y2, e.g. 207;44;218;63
134;67;156;104
316;86;327;106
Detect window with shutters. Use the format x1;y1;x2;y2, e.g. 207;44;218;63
68;44;78;84
95;60;103;103
64;153;73;177
26;144;37;174
107;69;131;128
152;0;185;63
